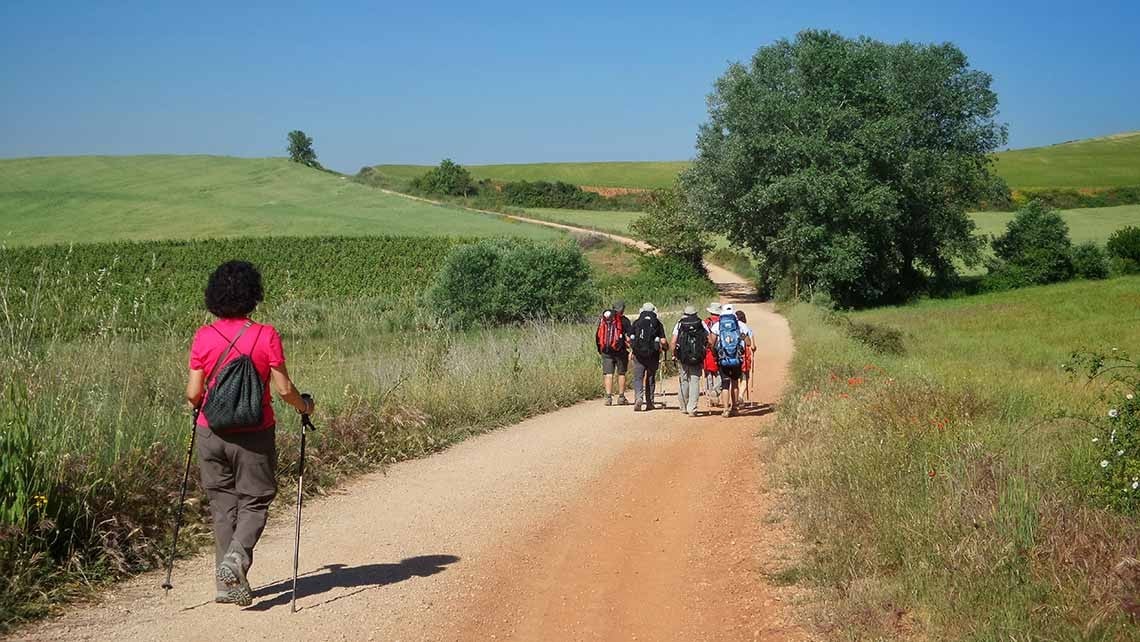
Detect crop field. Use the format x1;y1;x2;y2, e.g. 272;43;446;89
375;132;1140;193
776;275;1140;637
0;156;563;246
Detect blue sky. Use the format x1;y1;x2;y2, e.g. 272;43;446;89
1;0;1138;172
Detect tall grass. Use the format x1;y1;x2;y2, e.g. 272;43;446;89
773;276;1140;639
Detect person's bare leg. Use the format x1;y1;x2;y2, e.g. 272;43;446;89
617;374;627;401
604;373;613;396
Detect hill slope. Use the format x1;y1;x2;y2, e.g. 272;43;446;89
992;131;1140;188
373;132;1140;191
0;156;563;246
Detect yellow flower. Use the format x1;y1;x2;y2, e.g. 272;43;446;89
32;495;48;509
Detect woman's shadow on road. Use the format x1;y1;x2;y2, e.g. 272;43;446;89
244;554;460;612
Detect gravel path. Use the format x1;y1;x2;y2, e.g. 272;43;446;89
20;211;802;641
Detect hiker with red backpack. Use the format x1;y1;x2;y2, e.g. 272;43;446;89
709;304;753;417
703;302;723;408
630;302;668;412
671;304;709;417
596;300;632;406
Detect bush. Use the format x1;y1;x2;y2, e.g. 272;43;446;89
1106;226;1140;275
411;159;475;197
1071;242;1110;280
987;200;1074;288
428;239;595;328
1008;185;1140;210
501;181;601;209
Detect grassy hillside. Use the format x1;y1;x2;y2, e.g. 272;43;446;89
372;161;687;189
0;155;563;246
374;132;1140;192
994;132;1140;189
776;276;1140;638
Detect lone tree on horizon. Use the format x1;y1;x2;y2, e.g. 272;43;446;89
683;30;1007;307
287;130;319;168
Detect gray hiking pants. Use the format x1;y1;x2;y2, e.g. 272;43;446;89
631;356;660;407
196;426;277;574
678;363;703;414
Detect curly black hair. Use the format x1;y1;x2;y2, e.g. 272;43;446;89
204;260;264;319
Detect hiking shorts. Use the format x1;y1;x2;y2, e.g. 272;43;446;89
601;352;628;375
720;364;743;388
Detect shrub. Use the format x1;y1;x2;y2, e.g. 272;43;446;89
501;181;601;209
1009;185;1140;210
1071;242;1110;280
411;159;475;197
1106;226;1140;275
428;239;595;328
988;200;1074;288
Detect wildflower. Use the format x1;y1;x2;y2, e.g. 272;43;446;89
1119;450;1126;456
1128;394;1135;400
1133;481;1139;490
1110;409;1120;418
1092;437;1100;443
1101;460;1109;468
928;469;937;479
32;495;47;509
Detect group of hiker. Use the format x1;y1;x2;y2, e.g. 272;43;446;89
595;300;756;417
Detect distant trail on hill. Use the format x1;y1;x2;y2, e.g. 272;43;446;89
23;205;804;641
374;187;656;251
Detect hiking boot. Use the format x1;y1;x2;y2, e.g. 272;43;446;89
722;405;732;418
217;544;253;607
605;395;613;407
633;400;643;412
617;395;629;406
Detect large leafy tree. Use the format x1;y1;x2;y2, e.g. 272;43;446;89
287;130;319;168
630;187;714;270
682;30;1007;307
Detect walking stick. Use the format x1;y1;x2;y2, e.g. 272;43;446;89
291;394;316;614
162;408;199;594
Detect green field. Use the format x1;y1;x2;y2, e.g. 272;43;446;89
372;161;688;189
521;208;638;235
375;132;1140;192
0;156;563;246
777;276;1140;638
994;132;1140;189
970;204;1140;244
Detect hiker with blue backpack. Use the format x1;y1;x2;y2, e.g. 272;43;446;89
709;304;753;417
671;304;709;417
629;302;668;412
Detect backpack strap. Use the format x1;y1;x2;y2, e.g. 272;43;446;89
203;321;253;392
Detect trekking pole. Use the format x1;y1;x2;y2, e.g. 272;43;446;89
162;407;200;594
291;394;316;614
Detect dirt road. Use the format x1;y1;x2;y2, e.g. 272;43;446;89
22;222;802;641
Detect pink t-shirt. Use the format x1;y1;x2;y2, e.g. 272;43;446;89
189;318;285;432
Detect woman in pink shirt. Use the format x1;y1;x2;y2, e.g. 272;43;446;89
185;260;314;606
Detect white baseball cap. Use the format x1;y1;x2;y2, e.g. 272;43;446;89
722;304;736;315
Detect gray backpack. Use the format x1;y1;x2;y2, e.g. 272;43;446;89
201;322;265;431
